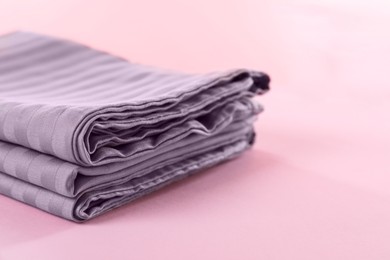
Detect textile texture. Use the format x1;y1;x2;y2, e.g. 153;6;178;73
0;31;270;222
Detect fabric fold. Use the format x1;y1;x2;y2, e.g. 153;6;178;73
0;31;270;221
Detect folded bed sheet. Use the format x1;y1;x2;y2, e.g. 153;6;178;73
0;31;270;222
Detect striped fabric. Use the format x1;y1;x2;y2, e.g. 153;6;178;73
0;31;270;222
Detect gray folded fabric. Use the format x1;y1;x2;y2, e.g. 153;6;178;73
0;31;270;222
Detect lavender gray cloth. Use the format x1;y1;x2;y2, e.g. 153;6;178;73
0;31;269;221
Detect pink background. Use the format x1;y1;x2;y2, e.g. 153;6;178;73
1;0;390;259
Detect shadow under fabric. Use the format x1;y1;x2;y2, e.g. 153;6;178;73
0;31;270;222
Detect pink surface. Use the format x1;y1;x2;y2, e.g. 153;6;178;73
1;0;390;259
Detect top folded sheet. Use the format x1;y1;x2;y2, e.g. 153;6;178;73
0;31;270;166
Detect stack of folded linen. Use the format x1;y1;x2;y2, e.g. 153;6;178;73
0;31;270;222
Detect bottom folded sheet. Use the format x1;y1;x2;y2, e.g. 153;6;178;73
0;131;254;222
